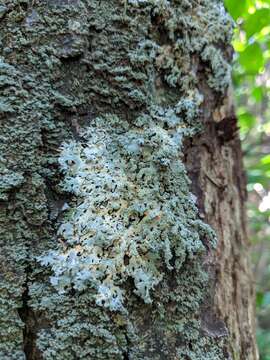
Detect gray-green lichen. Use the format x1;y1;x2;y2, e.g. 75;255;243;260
0;0;234;358
39;102;215;311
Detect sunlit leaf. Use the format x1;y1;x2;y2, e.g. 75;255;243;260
233;36;247;52
261;155;270;165
239;43;264;74
224;0;248;20
252;86;264;102
244;9;270;38
238;111;256;131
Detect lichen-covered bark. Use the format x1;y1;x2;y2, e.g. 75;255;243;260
0;0;257;359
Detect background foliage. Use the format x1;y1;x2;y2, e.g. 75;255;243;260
225;0;270;358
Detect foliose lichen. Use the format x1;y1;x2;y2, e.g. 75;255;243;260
39;103;216;312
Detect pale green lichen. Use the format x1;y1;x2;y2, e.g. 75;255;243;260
39;104;215;311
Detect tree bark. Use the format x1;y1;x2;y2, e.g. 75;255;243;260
0;0;258;359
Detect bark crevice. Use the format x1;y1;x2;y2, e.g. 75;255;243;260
18;267;38;360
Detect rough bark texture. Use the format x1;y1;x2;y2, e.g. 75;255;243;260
184;95;258;360
0;0;258;359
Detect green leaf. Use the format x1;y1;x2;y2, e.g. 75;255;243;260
261;154;270;165
224;0;248;20
244;9;270;38
252;86;264;102
239;43;264;74
247;169;270;188
238;111;256;131
256;292;264;308
248;171;264;185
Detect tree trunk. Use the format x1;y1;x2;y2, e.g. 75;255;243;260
0;0;258;359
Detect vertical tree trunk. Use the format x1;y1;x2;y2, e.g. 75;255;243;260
0;0;258;359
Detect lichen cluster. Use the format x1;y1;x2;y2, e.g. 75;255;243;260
39;102;216;311
0;0;234;358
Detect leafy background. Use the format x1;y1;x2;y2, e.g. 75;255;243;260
225;0;270;358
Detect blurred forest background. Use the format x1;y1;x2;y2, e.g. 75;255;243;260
225;0;270;358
